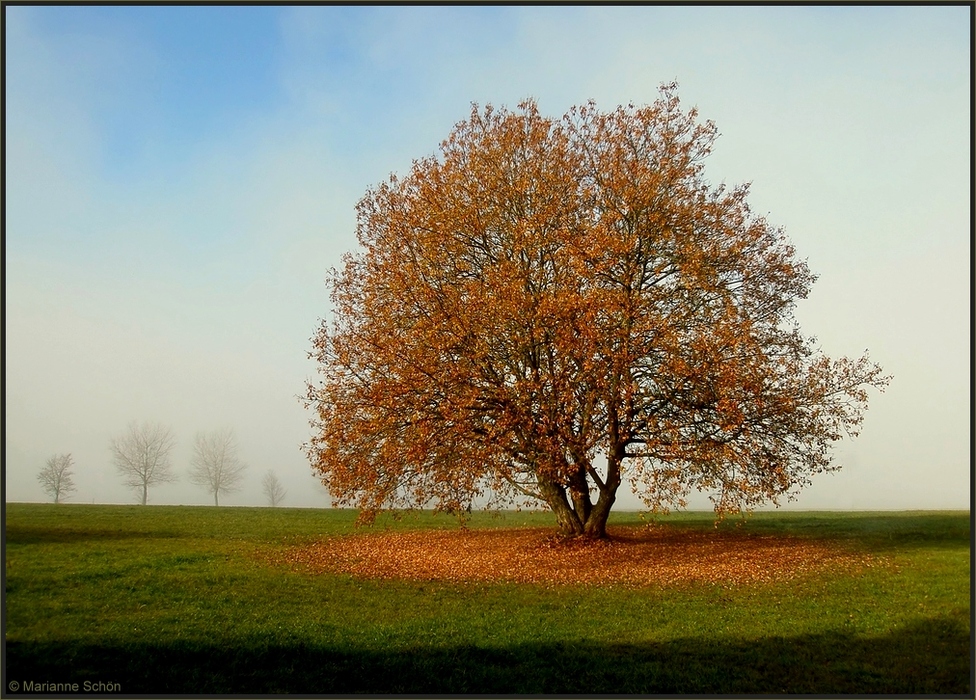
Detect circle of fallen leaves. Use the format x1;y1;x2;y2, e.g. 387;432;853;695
265;525;881;588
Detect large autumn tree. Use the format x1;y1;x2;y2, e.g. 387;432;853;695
305;84;889;538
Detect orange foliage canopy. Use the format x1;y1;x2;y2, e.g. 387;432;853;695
305;84;889;538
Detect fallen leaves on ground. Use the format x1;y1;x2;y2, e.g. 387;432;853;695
264;525;880;588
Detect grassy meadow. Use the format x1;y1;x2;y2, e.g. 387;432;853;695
3;503;971;694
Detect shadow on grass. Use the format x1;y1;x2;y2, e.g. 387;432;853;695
5;616;969;694
4;526;183;545
710;512;971;553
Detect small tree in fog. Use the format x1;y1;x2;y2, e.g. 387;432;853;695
38;453;77;504
262;470;287;507
189;428;247;506
111;422;178;505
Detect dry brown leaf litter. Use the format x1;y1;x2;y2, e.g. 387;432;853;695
265;525;879;588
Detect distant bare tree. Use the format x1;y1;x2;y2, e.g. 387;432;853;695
110;422;177;505
189;428;247;506
262;470;287;507
38;453;77;504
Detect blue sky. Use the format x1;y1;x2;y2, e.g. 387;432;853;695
4;5;971;509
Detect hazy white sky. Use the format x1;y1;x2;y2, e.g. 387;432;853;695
4;6;971;510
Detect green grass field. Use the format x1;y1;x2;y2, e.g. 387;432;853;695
3;503;971;694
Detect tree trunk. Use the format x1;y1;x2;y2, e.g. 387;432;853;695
540;444;625;538
141;484;148;506
568;465;593;526
573;420;625;538
538;476;585;536
583;446;624;539
582;489;616;538
214;492;219;507
537;471;621;539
